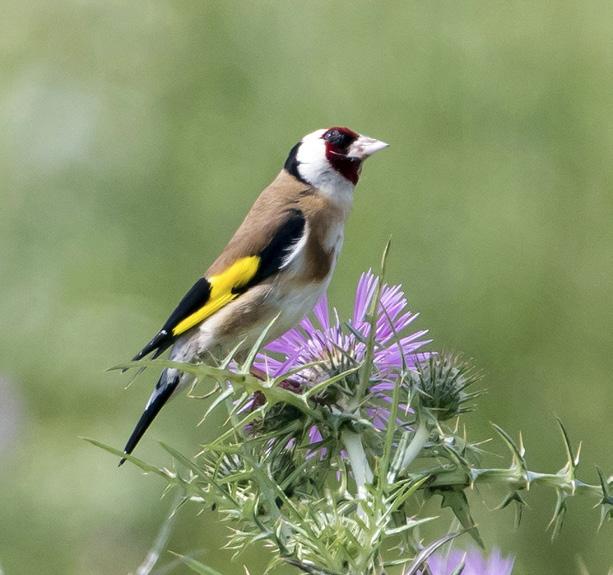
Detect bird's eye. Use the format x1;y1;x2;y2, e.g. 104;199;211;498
322;127;358;151
323;129;342;144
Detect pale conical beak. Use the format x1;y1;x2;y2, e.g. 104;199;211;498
348;135;390;160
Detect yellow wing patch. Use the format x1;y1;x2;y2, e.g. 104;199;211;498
171;256;260;337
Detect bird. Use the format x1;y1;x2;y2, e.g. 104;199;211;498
120;126;388;463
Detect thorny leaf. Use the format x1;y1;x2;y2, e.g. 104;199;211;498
491;424;528;486
431;487;484;548
555;417;581;493
403;530;466;575
595;466;613;530
170;552;224;575
496;490;528;529
547;488;569;540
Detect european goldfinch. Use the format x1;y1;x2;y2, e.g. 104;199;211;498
121;127;388;462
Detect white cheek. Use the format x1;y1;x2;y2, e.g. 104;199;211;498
295;134;355;207
295;137;329;181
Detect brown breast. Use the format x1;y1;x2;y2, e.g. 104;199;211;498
206;170;349;283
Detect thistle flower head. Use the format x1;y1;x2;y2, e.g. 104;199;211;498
425;548;514;575
246;271;431;446
411;353;482;421
255;270;430;395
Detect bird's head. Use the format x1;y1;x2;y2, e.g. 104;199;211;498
284;127;388;197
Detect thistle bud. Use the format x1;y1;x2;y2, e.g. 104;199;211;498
410;353;482;420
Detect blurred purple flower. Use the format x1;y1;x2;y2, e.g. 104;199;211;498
424;548;514;575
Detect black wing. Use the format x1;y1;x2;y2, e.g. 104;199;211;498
131;277;210;361
130;209;305;361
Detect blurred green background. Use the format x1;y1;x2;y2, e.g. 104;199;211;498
1;1;612;573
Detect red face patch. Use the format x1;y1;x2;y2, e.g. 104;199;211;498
321;127;361;185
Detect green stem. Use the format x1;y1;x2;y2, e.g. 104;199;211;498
400;419;430;474
380;372;406;491
425;467;603;497
356;240;390;402
342;429;373;498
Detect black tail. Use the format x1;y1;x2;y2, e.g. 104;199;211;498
119;370;179;466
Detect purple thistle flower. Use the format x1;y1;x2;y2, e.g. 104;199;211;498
424;548;514;575
242;271;431;455
252;271;430;418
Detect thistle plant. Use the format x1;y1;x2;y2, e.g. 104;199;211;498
91;250;612;575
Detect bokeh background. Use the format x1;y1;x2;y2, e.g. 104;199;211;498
1;1;612;573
